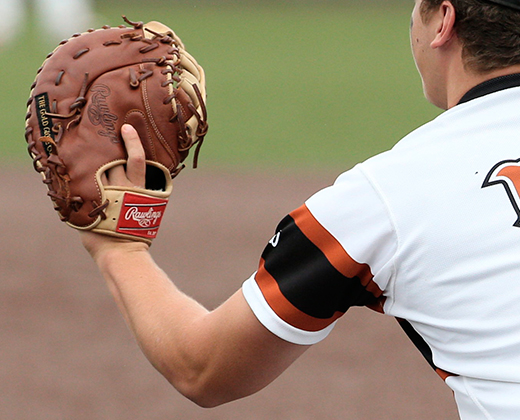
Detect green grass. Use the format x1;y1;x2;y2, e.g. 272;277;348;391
1;2;440;171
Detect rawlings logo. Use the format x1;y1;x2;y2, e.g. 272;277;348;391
116;193;169;239
125;207;164;228
482;158;520;227
88;84;118;143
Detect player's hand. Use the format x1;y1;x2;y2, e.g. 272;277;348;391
80;124;149;258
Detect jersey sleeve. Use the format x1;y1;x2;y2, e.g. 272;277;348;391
242;164;397;345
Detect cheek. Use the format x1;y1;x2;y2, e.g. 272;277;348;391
409;7;423;47
410;35;422;66
410;24;427;67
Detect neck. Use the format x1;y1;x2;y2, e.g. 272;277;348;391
446;64;520;109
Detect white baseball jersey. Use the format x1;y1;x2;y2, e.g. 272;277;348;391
243;75;520;419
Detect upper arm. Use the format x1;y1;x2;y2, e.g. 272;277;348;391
190;289;310;407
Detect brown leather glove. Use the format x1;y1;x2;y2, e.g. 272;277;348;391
25;16;208;244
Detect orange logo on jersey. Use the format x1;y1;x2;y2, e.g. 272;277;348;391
482;159;520;227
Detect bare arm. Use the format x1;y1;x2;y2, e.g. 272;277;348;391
81;125;309;407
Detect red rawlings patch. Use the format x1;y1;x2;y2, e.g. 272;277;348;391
116;192;168;240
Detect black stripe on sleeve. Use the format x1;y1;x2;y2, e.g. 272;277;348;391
261;214;377;319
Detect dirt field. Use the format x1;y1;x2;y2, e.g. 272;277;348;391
0;165;459;419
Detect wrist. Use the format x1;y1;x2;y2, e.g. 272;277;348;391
80;231;150;266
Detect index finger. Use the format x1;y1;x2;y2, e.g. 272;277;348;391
121;124;146;188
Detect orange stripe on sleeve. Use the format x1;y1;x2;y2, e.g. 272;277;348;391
256;258;344;332
290;204;383;298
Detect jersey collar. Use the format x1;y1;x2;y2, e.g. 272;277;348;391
458;73;520;105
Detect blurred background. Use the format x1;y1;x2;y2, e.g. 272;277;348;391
0;1;457;419
0;0;440;170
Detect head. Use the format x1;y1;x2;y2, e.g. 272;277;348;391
418;0;520;73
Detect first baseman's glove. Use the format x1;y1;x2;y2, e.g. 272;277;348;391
24;16;208;244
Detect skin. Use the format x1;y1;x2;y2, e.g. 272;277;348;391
82;0;520;408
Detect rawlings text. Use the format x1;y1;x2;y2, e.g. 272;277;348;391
87;84;118;143
125;206;165;228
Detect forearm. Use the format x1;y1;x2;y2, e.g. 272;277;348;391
91;242;216;401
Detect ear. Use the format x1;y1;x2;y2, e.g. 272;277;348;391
431;1;456;49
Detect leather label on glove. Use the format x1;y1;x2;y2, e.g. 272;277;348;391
35;93;55;156
116;192;168;240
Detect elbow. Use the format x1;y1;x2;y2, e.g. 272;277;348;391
163;370;239;408
152;345;261;408
176;382;237;408
184;390;229;409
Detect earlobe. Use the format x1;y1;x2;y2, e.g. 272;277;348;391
430;2;456;49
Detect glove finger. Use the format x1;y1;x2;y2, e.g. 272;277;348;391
121;124;146;189
180;51;202;81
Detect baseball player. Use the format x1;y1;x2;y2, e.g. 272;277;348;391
79;0;520;418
